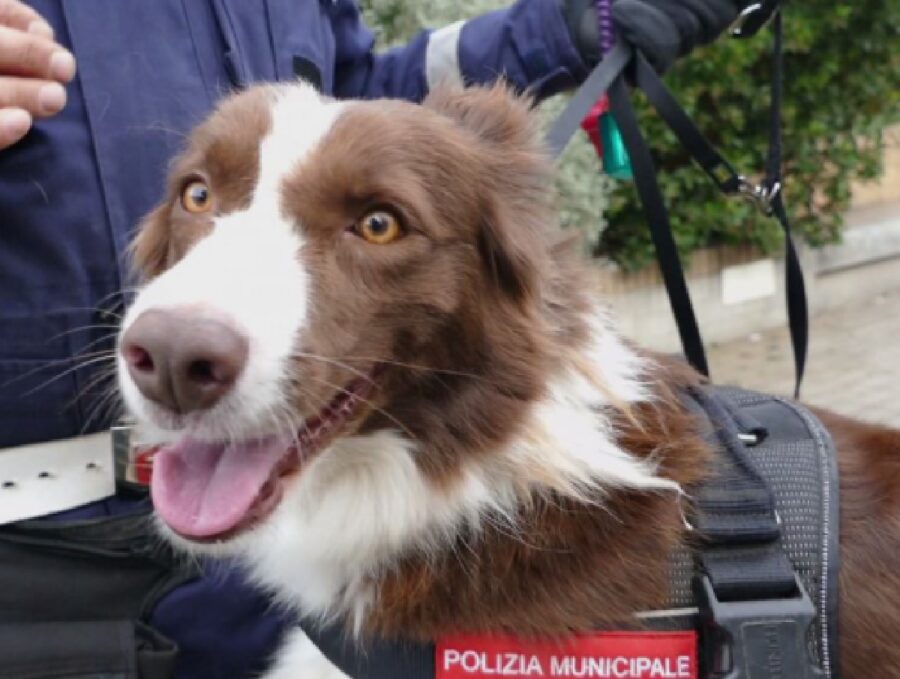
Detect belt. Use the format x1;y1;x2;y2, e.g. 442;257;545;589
0;426;157;524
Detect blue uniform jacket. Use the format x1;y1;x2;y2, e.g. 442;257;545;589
1;0;587;450
0;2;586;677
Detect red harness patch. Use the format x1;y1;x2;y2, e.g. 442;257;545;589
436;631;697;679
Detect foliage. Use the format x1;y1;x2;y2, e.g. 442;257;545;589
600;1;900;269
360;0;900;270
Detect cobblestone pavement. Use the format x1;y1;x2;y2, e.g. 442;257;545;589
707;287;900;428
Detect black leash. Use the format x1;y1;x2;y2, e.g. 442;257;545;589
633;12;807;396
552;10;808;396
548;40;711;378
768;12;809;398
606;72;711;377
545;41;633;157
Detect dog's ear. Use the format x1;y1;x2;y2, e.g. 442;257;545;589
130;203;171;279
425;84;549;303
478;197;546;303
423;82;537;149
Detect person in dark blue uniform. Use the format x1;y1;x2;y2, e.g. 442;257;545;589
0;1;747;677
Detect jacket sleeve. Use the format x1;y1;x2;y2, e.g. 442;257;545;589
328;0;589;103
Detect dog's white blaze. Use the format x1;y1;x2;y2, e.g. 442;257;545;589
119;83;346;439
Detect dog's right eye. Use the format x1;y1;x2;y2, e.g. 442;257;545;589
181;180;212;214
354;210;402;245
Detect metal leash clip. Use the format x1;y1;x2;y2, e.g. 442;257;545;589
737;176;781;215
730;1;780;39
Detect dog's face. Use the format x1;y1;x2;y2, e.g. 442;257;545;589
118;83;556;546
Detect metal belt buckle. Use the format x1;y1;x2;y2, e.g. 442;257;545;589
730;2;779;39
695;575;818;678
737;176;781;216
112;424;160;487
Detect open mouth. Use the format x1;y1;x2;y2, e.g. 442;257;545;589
150;375;377;542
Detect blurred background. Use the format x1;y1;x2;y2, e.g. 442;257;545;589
363;0;900;425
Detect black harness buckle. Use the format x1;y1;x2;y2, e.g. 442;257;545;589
695;575;819;678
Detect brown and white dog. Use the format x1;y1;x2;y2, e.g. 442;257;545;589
117;82;899;678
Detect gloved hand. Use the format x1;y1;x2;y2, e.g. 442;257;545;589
560;0;747;73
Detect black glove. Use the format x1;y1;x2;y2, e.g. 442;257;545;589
560;0;746;73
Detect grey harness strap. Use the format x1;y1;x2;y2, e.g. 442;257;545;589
670;386;841;678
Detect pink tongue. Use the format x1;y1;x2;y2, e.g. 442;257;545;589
151;437;288;539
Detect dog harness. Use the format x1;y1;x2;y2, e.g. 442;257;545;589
296;384;841;679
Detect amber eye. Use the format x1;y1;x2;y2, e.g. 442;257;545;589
355;210;402;245
181;180;212;214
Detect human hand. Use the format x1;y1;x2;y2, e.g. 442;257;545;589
561;0;747;74
0;0;76;149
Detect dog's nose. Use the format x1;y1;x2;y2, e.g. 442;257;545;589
121;309;248;414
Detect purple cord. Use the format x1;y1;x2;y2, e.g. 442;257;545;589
596;0;615;56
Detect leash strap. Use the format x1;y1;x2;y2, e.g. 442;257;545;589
607;70;711;377
545;42;633;158
767;12;809;398
631;15;807;396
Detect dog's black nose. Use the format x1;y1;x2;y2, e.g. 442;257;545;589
121;309;248;414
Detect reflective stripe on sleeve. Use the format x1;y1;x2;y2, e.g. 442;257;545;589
426;20;465;90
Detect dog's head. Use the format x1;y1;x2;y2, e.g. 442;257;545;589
119;82;569;545
119;84;679;626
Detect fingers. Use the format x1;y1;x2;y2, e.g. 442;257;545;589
0;2;69;148
0;76;66;118
0;0;53;38
0;25;75;81
0;106;31;148
611;0;681;73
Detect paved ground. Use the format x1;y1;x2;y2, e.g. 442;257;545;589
706;287;900;427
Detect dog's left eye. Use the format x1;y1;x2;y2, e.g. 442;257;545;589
355;210;402;245
181;180;213;214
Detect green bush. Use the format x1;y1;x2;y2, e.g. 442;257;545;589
361;1;900;271
600;1;900;270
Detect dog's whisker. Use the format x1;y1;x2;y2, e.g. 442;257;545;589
293;350;484;383
21;353;118;397
304;373;415;441
42;304;126;319
280;383;332;445
80;389;124;435
77;332;121;354
275;406;304;454
45;324;121;344
291;351;377;385
66;365;119;412
340;355;483;381
2;349;118;390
